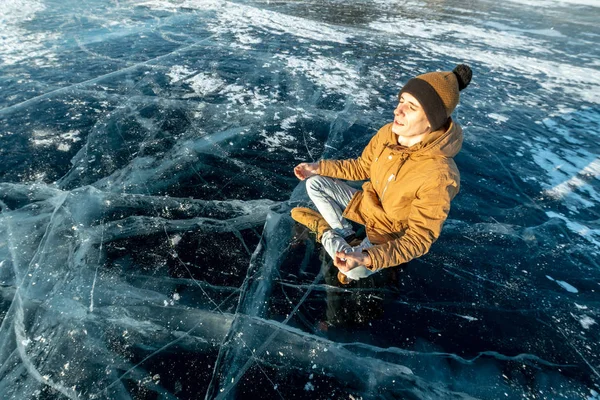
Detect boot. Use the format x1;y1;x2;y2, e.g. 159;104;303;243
337;271;354;285
291;207;331;243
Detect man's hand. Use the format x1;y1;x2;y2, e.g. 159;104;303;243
334;250;372;272
294;162;320;180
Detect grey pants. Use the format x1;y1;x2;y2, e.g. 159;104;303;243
305;176;375;280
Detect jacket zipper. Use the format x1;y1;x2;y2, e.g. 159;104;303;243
380;152;410;202
380;173;395;201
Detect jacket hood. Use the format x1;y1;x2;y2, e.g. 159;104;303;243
385;119;463;160
418;118;463;158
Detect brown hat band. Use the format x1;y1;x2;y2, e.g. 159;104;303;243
399;78;448;131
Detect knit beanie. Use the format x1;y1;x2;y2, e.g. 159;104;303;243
399;64;472;131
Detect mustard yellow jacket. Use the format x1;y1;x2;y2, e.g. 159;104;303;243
318;120;462;271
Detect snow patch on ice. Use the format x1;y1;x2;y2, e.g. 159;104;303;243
281;115;298;131
0;0;59;67
230;32;263;50
578;316;596;329
167;66;225;97
30;130;81;152
484;21;565;38
216;2;351;44
369;17;550;54
546;275;579;293
166;65;195;83
278;54;375;106
546;212;600;249
135;0;221;11
169;234;182;246
532;142;600;210
224;85;273;116
505;0;600;8
166;65;275;112
570;312;596;330
258;115;305;154
541;118;584;145
259;130;298;155
489;113;509;123
139;0;350;44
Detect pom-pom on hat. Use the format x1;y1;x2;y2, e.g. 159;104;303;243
399;64;472;131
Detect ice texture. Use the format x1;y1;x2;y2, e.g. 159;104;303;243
0;0;599;399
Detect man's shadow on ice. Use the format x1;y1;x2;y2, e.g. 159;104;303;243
290;222;406;333
319;252;403;332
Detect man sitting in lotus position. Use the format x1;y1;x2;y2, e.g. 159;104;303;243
292;65;472;284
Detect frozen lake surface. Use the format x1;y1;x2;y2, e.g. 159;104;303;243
1;0;599;398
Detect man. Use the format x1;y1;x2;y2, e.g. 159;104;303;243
291;64;472;284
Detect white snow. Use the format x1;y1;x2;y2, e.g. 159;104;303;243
505;0;599;7
30;130;81;152
546;275;579;293
278;54;375;106
489;113;509;123
0;0;59;67
138;0;351;44
259;130;298;155
541;118;584;145
532;142;600;211
369;17;546;53
547;211;600;249
167;67;225;97
281;115;298;131
484;21;565;38
578;316;596;329
169;234;182;246
166;65;195;83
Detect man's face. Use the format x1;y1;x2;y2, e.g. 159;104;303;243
392;92;431;137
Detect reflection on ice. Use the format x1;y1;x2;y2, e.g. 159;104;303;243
0;0;599;398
